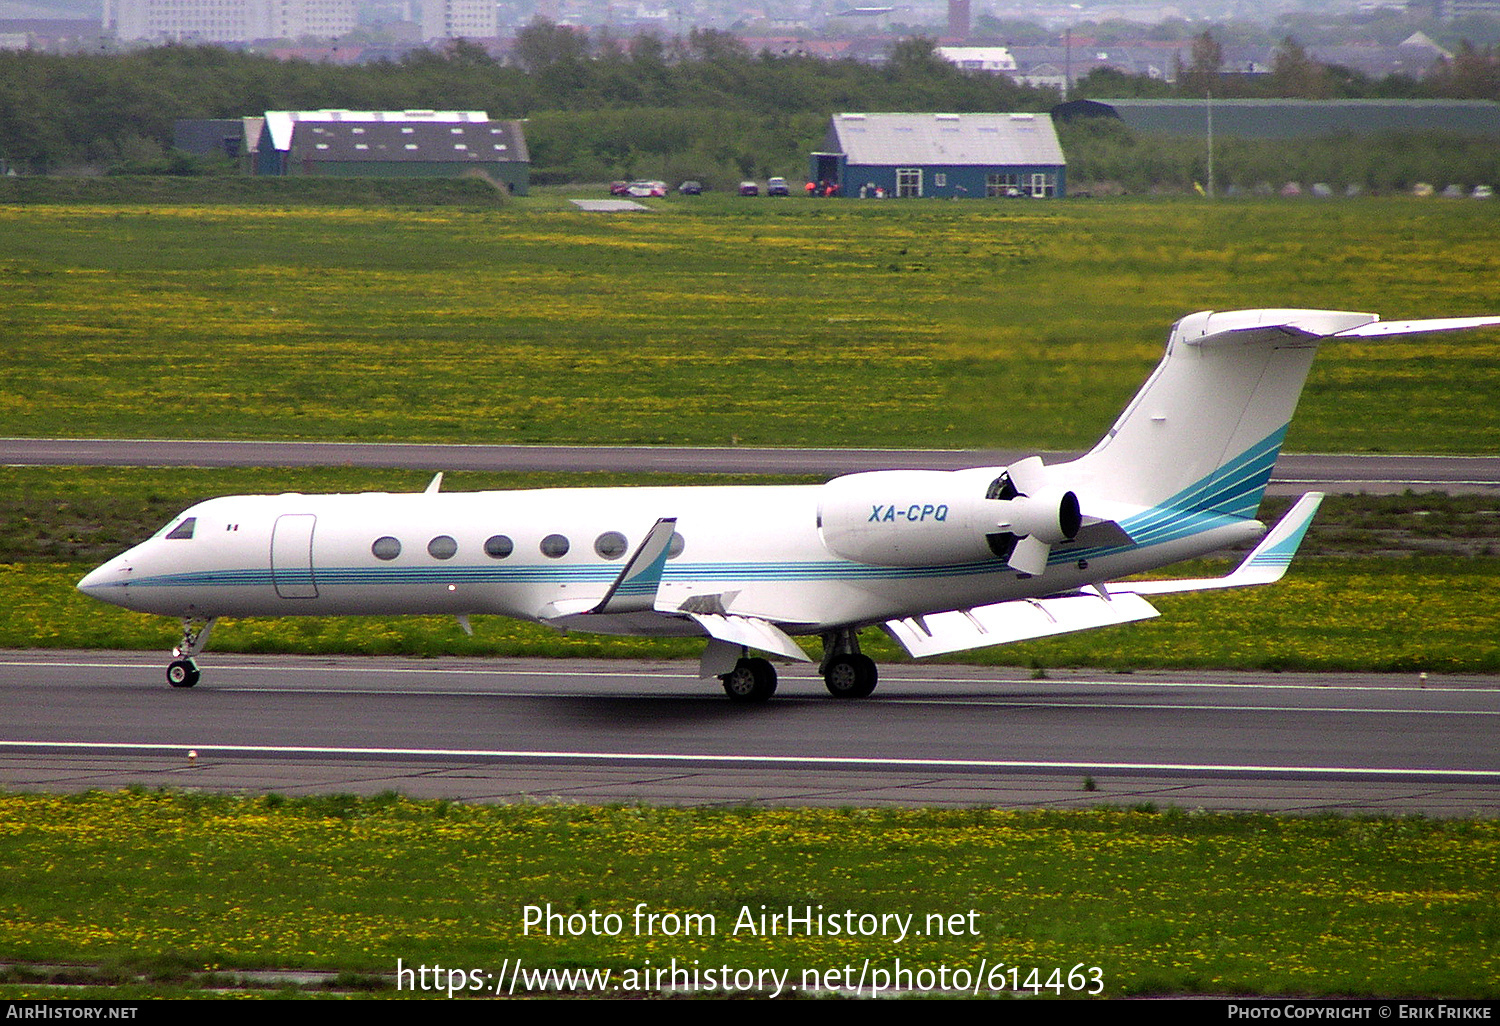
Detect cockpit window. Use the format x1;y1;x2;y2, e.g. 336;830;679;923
165;517;197;540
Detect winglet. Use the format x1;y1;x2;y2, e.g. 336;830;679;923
1112;492;1324;595
589;518;678;615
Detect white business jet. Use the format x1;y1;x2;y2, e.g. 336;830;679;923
78;309;1499;699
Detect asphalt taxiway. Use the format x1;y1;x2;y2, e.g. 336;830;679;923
3;438;1498;495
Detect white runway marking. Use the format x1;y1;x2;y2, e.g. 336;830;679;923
1;739;1497;779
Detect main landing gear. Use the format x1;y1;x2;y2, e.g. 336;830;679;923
720;657;777;703
820;628;878;699
717;630;881;703
166;616;216;688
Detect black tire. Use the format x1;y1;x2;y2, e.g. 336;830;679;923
824;654;878;699
720;657;777;703
167;659;200;688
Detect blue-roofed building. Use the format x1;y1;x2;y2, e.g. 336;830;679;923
811;112;1067;199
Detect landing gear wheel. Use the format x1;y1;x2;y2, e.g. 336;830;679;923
824;654;877;699
166;658;200;688
720;657;777;703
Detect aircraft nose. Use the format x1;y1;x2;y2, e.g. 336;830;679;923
77;557;132;606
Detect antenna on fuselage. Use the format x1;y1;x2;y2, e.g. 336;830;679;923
425;472;443;494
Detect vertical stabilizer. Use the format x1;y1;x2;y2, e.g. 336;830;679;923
1065;309;1376;516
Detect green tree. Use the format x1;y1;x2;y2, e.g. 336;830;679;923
511;18;589;75
1269;36;1332;98
1180;29;1223;96
1426;41;1500;100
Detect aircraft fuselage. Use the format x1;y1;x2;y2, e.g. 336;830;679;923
76;482;1257;634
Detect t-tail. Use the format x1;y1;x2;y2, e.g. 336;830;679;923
1064;308;1500;525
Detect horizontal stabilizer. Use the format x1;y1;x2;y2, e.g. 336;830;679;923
1185;310;1500;349
883;589;1159;659
688;613;812;663
1112;492;1323;596
1336;315;1500;338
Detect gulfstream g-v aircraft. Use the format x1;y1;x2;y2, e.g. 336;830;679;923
78;309;1500;700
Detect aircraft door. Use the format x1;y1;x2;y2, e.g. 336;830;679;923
271;514;318;599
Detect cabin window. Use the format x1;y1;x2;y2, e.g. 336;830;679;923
594;531;627;559
428;535;458;560
484;534;514;559
372;536;401;560
540;534;570;558
165;518;197;540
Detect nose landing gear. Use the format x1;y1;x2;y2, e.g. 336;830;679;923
167;617;216;688
166;659;200;688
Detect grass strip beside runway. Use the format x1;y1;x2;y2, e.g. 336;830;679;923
0;791;1493;998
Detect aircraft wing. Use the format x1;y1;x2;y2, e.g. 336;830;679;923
1110;492;1323;595
883;588;1160;658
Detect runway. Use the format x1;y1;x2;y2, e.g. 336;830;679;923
3;652;1497;816
3;438;1498;495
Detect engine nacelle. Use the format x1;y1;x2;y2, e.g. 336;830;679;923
996;487;1082;545
817;467;1081;567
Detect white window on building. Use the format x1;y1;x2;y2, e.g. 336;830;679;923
895;167;922;198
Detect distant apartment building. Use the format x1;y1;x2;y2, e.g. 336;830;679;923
276;0;358;39
104;0;355;43
420;0;497;41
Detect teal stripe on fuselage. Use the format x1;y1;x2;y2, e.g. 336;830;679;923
1055;425;1287;565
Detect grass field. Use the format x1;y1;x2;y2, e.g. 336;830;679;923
0;792;1495;999
3;194;1499;454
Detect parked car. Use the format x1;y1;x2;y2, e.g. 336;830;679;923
627;180;668;198
766;176;789;196
678;180;704;195
738;181;759;196
609;181;630;196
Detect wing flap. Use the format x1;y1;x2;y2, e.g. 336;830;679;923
883;589;1159;659
688;613;812;663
